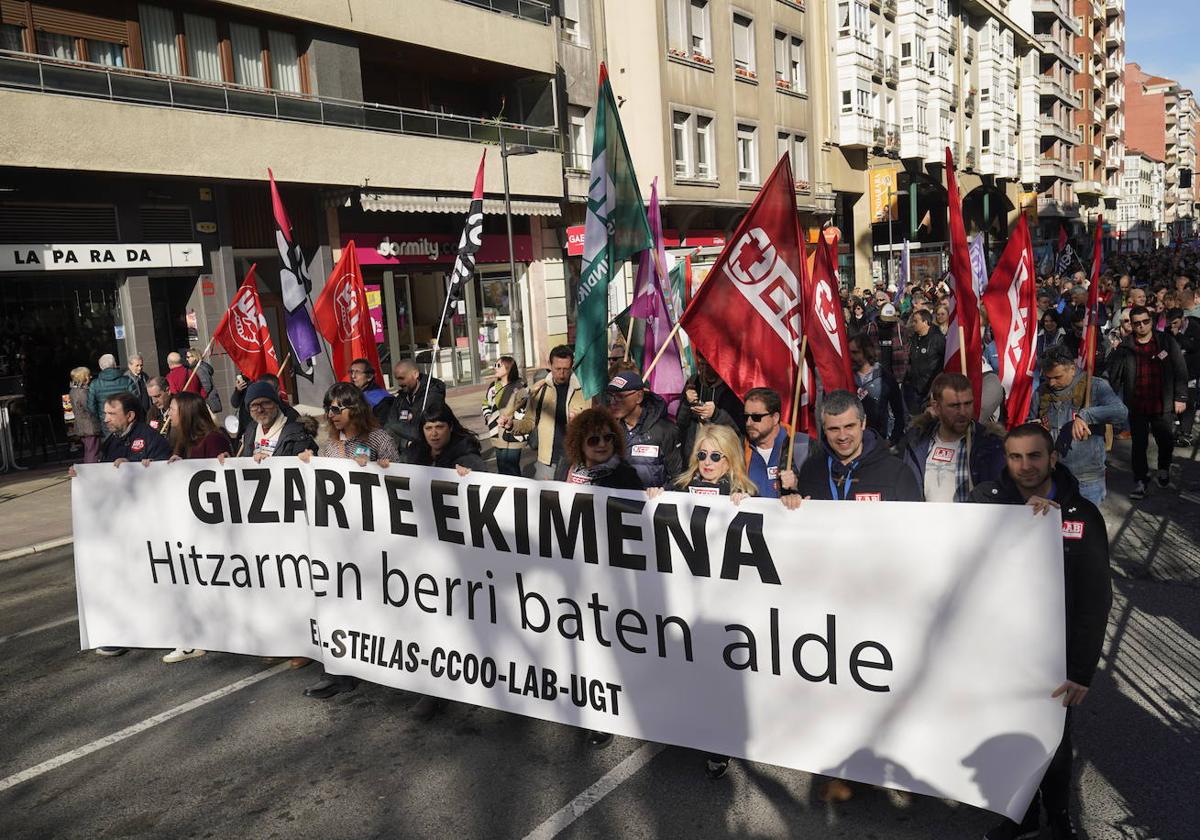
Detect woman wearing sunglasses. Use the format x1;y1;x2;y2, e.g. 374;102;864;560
558;408;643;490
298;382;398;701
299;382;400;469
672;423;756;504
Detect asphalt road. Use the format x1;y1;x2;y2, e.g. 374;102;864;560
0;440;1196;840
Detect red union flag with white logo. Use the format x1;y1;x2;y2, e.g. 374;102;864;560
313;241;382;384
804;230;855;394
213;264;279;382
983;215;1038;429
680;155;806;420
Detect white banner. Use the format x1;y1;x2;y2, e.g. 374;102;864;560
71;459;1067;820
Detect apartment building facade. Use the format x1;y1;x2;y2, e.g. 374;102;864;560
1031;0;1082;238
1068;0;1123;226
0;0;566;423
1116;151;1164;251
1126;62;1199;241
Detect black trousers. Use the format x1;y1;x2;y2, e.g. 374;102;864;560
1178;383;1197;439
1018;707;1073;821
1130;412;1175;480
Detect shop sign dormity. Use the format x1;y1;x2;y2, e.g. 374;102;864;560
348;233;534;267
0;243;204;273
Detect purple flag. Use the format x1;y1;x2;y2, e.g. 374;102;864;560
271;169;323;374
629;179;685;408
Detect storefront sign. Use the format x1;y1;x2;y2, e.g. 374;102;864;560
364;284;385;343
346;234;534;267
0;243;203;273
868;167;902;223
565;226;727;257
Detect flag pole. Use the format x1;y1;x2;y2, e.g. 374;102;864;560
277;352;293;380
786;335;810;471
179;334;218;394
957;325;968;376
424;284;457;413
622;317;636;364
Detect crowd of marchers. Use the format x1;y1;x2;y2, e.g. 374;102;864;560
62;262;1199;840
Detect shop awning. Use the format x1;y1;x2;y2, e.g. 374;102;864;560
359;192;561;216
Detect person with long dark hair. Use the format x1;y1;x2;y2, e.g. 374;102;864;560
481;355;527;475
167;391;232;460
408;404;488;472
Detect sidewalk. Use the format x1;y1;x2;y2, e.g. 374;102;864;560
0;465;74;557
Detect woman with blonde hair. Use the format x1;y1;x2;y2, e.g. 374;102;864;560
69;366;101;463
672;423;757;503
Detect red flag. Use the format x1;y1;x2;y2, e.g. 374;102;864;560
942;147;983;416
213;265;279;382
1079;218;1103;373
312;241;382;385
804;230;855;394
679;156;805;420
983;216;1037;429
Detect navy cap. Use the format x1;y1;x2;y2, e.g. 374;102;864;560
606;371;644;392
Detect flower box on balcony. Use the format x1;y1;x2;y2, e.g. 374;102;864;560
692;53;713;66
796;180;811;192
776;79;792;90
735;67;757;80
668;48;688;59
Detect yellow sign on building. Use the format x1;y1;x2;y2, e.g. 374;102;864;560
1020;191;1039;222
869;167;901;223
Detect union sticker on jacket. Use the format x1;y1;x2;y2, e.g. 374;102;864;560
1062;520;1085;539
854;492;882;501
688;486;720;496
131;438;145;453
630;444;659;458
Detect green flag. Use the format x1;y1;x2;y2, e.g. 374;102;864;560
576;63;653;398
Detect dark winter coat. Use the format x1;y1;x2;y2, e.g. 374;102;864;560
621;391;682;489
557;456;644;490
1109;331;1189;415
99;420;171;462
87;368;135;421
904;328;946;399
897;415;1006;493
796;429;924;501
238;417;318;458
1172;316;1200;379
383;374;447;458
408;432;489;472
677;373;745;456
969;464;1113;686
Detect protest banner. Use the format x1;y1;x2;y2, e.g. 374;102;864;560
72;460;1066;821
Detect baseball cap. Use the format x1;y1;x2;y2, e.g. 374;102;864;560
606;372;644;392
879;303;899;322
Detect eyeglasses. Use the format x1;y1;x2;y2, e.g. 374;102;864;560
745;412;775;423
605;390;635;401
1131;318;1152;327
585;433;616;447
325;404;349;414
696;450;724;463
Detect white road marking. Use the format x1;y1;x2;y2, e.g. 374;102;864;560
0;661;290;792
0;615;76;646
522;742;666;840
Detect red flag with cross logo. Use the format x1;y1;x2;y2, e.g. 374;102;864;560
213;264;280;382
312;241;382;385
803;230;855;394
679;155;806;421
942;146;984;416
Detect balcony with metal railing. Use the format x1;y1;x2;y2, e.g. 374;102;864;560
886;123;901;152
454;0;551;25
885;57;899;86
872;48;886;79
882;0;897;18
964;91;976;115
0;49;560;151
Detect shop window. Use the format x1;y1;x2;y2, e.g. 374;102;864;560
183;14;222;82
139;3;180;75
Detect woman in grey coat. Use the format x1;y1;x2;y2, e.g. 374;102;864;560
69;366;101;463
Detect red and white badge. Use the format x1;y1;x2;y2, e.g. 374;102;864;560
566;470;591;485
131;438;145;453
854;492;882;501
149;420;160;430
1062;521;1085;539
766;466;779;480
689;486;719;496
931;446;956;463
630;444;660;458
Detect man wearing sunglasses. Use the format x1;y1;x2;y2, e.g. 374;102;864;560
604;371;680;489
1109;305;1188;499
743;387;807;499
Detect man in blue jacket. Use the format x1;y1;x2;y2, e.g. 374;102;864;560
897;372;1005;503
743;387;808;498
1033;345;1128;505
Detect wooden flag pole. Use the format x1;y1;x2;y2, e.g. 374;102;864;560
179;335;218;395
622;317;636;364
642;320;685;380
786;335;810;472
277;352;293;380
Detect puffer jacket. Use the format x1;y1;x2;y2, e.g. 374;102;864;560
622;391;682;489
87;368;135;421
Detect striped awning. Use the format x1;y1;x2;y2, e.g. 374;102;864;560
359;192;561;216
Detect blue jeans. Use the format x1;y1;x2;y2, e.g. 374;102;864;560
1077;479;1106;505
494;446;522;476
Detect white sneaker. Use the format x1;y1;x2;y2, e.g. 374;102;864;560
162;648;205;663
1130;481;1147;500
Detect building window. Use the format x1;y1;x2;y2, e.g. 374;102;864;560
737;123;758;185
778;131;810;187
230;22;265;88
837;3;850;38
901;41;912;67
667;0;711;60
841;89;852;114
36;31;78;61
773;31;806;92
732;13;754;74
1;23;23;52
561;0;582;44
183;13;222;82
981;128;991;151
268;30;301;93
87;39;126;67
568;106;589;169
139;4;180;75
673;110;715;181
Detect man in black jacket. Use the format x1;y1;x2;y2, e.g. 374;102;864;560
792;390;923;503
677;353;745;455
971;423;1112;840
604;371;681;489
1108;306;1189;498
903;309;946;416
98;392;171;463
1167;307;1200;446
233;381;316;459
383;360;446;461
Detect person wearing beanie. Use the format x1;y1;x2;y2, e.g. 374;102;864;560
232;381;317;459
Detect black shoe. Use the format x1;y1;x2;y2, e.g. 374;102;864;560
1176;435;1193;448
411;694;447;721
983;811;1040;840
1156;469;1171;488
586;730;613;747
705;757;730;779
1047;809;1081;840
303;677;355;700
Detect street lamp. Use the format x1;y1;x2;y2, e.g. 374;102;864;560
499;124;538;373
885;186;909;287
